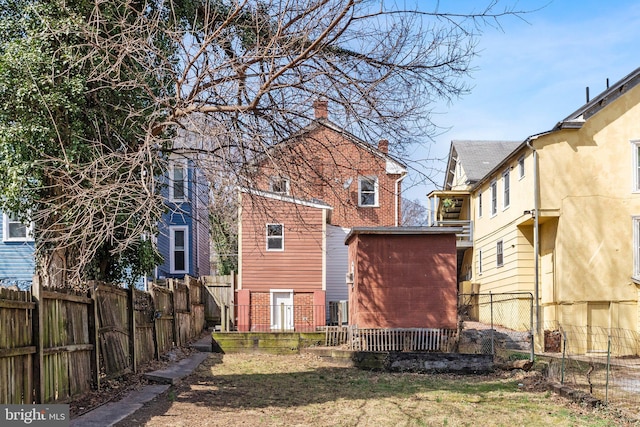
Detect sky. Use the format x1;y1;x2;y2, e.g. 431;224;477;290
403;0;640;204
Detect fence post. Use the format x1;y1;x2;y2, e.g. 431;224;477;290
605;336;611;404
128;286;137;373
169;279;178;347
529;293;534;362
490;292;494;356
89;282;100;391
150;285;160;361
561;331;567;385
32;275;44;403
280;303;285;332
221;304;227;332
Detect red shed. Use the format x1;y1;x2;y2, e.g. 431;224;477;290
345;227;460;329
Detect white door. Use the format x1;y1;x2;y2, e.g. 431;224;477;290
271;291;294;331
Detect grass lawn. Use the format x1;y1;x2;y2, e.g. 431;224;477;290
116;353;635;426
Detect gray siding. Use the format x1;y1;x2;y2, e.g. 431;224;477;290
326;225;350;303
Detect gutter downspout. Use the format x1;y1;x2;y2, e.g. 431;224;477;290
394;172;407;226
526;139;541;336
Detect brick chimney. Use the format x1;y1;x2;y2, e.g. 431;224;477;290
378;139;389;154
313;99;328;119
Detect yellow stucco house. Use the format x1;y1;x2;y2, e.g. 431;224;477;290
429;67;640;353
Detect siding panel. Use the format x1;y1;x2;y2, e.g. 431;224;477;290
326;225;349;303
241;194;326;292
0;212;35;286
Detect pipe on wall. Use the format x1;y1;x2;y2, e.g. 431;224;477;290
394;173;407;226
526;138;541;334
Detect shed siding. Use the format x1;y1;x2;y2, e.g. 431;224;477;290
349;233;457;329
240;194;325;292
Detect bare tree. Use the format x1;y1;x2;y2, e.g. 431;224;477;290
0;0;530;285
401;198;429;226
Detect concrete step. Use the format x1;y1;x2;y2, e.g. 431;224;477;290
190;334;214;352
143;352;210;385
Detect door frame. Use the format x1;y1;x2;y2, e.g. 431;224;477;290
270;289;294;331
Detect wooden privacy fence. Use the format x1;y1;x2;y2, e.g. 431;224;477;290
202;273;235;330
0;276;206;404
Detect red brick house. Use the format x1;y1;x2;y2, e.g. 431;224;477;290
237;101;407;331
345;227;459;329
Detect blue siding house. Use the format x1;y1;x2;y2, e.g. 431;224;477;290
155;157;211;280
0;212;35;289
0;159;210;289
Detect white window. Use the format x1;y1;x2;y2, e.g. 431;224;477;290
502;169;510;209
490;180;497;216
3;213;33;242
634;217;640;279
170;226;189;273
169;161;187;202
478;192;483;218
270;177;290;195
358;176;378;207
477;248;483;276
496;240;504;267
266;223;284;251
518;155;525;179
633;141;640;192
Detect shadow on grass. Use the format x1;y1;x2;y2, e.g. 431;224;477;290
116;353;526;426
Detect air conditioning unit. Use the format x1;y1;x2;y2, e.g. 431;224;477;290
329;300;348;325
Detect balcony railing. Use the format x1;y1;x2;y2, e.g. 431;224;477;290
432;219;473;244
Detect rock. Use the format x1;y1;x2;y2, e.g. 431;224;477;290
497;359;533;371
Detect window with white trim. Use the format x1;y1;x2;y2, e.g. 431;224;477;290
266;223;284;251
358;176;378;207
496;240;504;267
478;192;483;218
518;155;525;179
170;226;189;274
169;160;187;202
477;248;483;276
3;213;33;242
490;180;497;216
270;177;290;195
634;217;640;279
502;169;510;209
633;141;640;192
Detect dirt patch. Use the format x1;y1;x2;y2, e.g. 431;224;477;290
68;346;199;418
111;353;635;426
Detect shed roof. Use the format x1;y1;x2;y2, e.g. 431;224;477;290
345;226;461;245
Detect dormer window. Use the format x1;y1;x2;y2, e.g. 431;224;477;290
270;177;290;195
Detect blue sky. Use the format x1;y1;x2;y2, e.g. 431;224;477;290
403;0;640;203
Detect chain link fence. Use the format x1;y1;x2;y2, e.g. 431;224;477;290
458;292;534;360
543;322;640;412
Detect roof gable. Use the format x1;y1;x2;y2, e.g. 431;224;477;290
444;140;521;189
555;66;640;130
251;118;407;173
